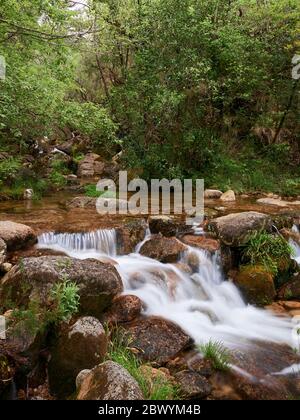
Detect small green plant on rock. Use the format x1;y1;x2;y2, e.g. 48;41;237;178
10;280;80;338
50;279;80;323
106;327;179;400
198;340;231;371
242;231;294;275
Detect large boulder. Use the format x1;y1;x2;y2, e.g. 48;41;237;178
140;235;187;263
230;266;276;306
175;370;212;399
103;295;142;325
77;361;144;400
126;317;192;365
116;219;147;254
0;256;123;317
204;190;223;199
220;190;236;202
205;212;272;246
48;317;107;398
148;216;189;238
0;221;36;251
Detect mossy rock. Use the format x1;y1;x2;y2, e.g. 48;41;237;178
230;265;276;307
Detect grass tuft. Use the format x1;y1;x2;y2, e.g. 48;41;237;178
198;340;231;371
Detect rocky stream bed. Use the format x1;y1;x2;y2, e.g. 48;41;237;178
0;193;300;400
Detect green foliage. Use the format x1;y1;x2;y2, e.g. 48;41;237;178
49;171;66;187
60;102;118;152
0;0;300;195
198;340;232;371
10;279;80;338
12;299;44;337
0;157;21;182
107;327;179;400
243;232;294;275
84;184;117;198
50;279;80;323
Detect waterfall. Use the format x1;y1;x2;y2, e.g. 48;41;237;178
37;229;117;257
37;227;294;350
290;225;300;265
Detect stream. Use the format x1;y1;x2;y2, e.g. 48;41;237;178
38;228;295;353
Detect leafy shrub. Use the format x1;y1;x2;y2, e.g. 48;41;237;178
49;170;67;187
0;157;21;181
60;102;118;152
198;340;231;371
242;231;294;275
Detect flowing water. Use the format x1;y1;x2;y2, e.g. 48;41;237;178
290;225;300;265
37;228;295;351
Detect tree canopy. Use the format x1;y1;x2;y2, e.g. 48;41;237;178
0;0;299;192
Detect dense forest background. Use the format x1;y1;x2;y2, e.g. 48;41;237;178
0;0;299;195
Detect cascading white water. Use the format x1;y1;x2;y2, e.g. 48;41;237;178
290;225;300;265
37;227;295;350
37;229;117;257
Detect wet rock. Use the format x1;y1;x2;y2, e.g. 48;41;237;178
126;317;192;365
175;370;212;399
77;361;144;400
66;196;97;209
0;256;123;318
277;274;300;300
140;235;187;263
0;221;37;251
220;190;236;202
103;295;142;324
265;302;288;316
148;216;188;238
230;266;276;306
205;212;272;246
48;317;107;398
257;198;300;207
204;189;223;199
0;238;6;265
279;300;300;311
186;251;200;273
227;343;300;400
116;219;147;254
181;235;220;254
219;245;238;274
